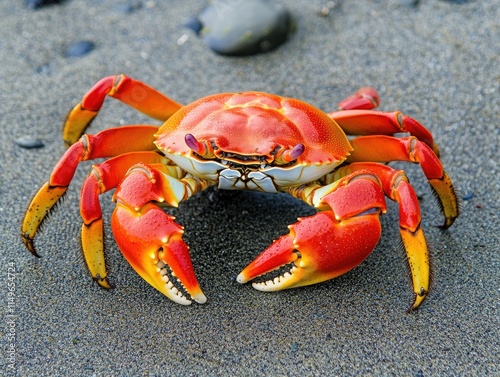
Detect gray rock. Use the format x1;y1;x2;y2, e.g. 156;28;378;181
65;40;95;58
193;0;291;56
15;136;44;149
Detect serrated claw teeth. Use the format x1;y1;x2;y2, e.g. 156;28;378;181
251;266;300;292
155;260;192;304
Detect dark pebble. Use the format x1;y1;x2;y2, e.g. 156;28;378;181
400;0;420;6
192;0;292;56
113;3;142;14
184;17;203;34
26;0;65;9
462;192;474;200
15;136;45;149
415;370;424;377
65;40;95;58
35;63;52;75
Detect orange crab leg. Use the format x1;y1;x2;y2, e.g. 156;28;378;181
21;125;158;256
347;135;458;228
337;86;380;110
111;163;211;304
80;151;172;288
328;109;440;156
330;163;432;311
237;172;387;295
63;74;183;146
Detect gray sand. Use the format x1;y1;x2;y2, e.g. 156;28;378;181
1;1;498;376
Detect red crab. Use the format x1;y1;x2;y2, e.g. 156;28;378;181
21;75;458;311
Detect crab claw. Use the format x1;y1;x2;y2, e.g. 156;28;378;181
237;211;382;291
111;203;206;305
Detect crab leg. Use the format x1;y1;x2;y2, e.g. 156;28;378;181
80;151;174;288
347;135;458;228
328;163;432;311
21;125;158;256
111;163;212;305
63;74;183;146
328;109;440;156
237;172;388;298
337;87;380;110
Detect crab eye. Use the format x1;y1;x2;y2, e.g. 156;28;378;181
185;133;216;159
185;134;204;154
282;143;305;163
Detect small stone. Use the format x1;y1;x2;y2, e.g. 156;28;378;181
15;136;44;149
177;34;190;46
318;1;339;16
462;192;474;200
26;0;65;9
35;63;51;75
65;40;95;58
192;0;292;56
400;0;420;6
439;0;468;3
113;3;142;14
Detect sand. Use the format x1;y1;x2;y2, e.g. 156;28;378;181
1;1;498;376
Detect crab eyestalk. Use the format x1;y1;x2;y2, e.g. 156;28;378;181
275;143;305;164
185;133;214;158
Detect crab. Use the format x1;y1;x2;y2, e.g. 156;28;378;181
21;74;458;311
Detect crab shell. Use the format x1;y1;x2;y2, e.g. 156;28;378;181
155;92;353;189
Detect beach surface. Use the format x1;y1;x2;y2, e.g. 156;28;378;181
1;1;498;376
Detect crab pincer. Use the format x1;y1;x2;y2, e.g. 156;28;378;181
112;202;206;305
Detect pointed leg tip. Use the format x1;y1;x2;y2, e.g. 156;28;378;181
407;293;427;313
437;217;455;230
94;276;113;289
21;234;40;258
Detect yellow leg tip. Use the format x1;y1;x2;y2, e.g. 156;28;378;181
407;289;427;312
94;275;112;289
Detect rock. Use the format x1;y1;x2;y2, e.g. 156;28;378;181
440;0;469;3
65;40;95;58
400;0;420;6
191;0;292;56
113;3;142;14
25;0;65;9
15;136;44;149
462;192;474;200
35;63;52;75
